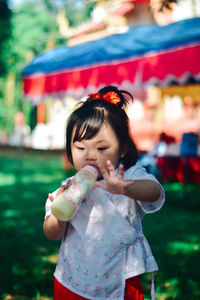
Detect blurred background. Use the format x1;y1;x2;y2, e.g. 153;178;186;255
0;0;200;299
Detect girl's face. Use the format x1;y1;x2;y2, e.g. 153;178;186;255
71;123;123;179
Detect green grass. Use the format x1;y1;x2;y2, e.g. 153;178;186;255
142;183;200;299
0;149;199;300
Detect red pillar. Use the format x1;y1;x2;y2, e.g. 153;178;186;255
37;103;45;123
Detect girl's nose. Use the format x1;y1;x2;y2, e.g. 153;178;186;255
86;149;97;161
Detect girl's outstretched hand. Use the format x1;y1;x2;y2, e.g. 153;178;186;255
48;178;71;201
95;160;134;195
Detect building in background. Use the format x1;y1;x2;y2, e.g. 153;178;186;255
150;0;200;25
57;0;154;46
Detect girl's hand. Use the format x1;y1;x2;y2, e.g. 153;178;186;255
95;160;134;195
48;179;71;202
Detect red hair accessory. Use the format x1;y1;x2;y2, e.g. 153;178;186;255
88;91;121;106
88;92;102;100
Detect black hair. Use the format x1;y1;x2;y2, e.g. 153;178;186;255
66;85;138;170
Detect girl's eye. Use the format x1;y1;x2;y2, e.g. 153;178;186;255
77;147;84;150
98;147;107;151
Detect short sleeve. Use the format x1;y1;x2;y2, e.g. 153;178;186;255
125;166;165;214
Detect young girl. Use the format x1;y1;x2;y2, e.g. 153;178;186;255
43;85;165;300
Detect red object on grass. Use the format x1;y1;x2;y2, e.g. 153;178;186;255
157;156;200;184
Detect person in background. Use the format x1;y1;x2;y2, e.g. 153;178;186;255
137;132;176;177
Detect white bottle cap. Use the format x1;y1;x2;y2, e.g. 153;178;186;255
82;165;98;179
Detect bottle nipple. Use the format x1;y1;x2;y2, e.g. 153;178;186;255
82;165;98;179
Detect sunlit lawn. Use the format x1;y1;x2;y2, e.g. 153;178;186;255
0;149;199;300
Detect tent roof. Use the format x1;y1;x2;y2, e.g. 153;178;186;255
22;17;200;103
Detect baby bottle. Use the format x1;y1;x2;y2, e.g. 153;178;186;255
51;165;98;221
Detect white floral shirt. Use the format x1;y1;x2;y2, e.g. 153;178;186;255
45;165;165;300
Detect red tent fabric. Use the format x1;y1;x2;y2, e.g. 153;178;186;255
22;18;200;104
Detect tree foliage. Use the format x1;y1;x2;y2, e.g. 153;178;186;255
0;0;12;75
0;0;95;134
63;0;95;27
0;1;59;132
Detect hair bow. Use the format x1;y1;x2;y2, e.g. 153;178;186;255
88;91;121;106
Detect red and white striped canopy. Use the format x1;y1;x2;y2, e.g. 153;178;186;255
22;17;200;104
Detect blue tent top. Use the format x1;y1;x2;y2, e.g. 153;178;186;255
22;17;200;76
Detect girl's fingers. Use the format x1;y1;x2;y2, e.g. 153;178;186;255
48;179;72;202
94;181;106;189
98;163;109;179
56;186;65;196
48;193;54;201
59;186;65;193
67;178;71;185
106;160;116;174
118;164;124;179
62;178;71;190
125;180;135;187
